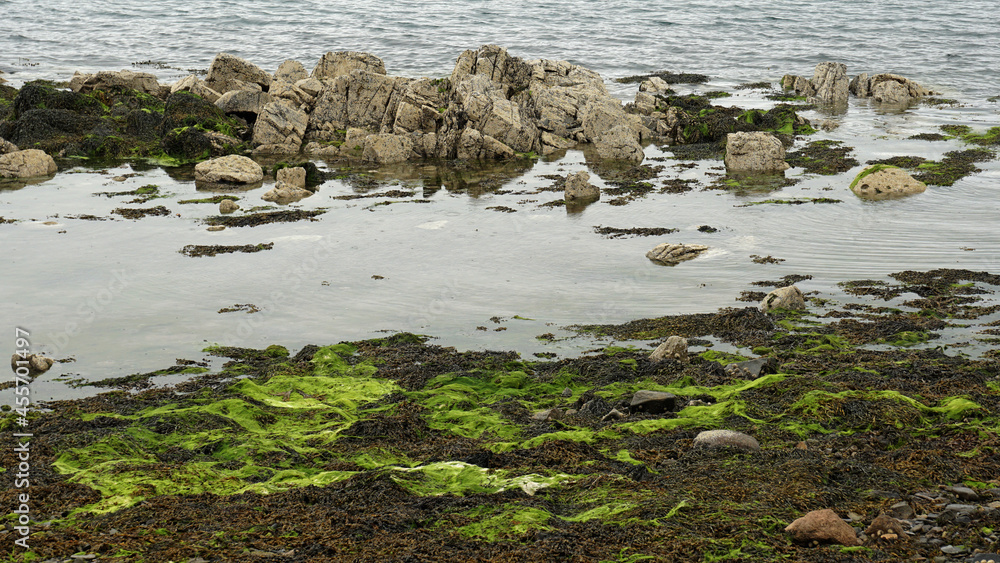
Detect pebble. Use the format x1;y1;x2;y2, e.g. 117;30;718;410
207;226;225;231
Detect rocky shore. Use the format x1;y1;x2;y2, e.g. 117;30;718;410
2;269;999;562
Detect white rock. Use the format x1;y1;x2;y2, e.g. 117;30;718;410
194;155;263;185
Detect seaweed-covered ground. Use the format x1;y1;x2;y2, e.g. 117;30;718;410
2;269;999;562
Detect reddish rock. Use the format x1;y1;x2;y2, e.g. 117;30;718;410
785;508;859;546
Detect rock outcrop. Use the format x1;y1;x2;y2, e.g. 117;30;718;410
850;73;933;105
252;101;308;153
0;149;57;178
849;165;926;199
649;336;687;362
69;69;162;96
205;53;272;94
724;131;789;173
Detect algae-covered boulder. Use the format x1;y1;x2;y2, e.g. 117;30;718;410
160;91;247;160
849;165;926;199
194;155;263;187
0;149;57;178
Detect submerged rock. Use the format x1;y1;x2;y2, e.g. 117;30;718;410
724;131;789;173
850;164;926;199
11;353;55;377
0;149;57;178
785;509;859;546
646;243;709;265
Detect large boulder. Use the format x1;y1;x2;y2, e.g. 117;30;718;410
454;74;537;153
69;69;161;96
811;62;849;105
451;44;532;94
0;149;57;178
761;285;806;312
724;131;788;173
276;167;307;190
215;90;273;116
205;53;271;94
312;51;386;80
252;101;308;150
308;70;409;140
194;155;263;186
849;165;926;199
0;137;18;155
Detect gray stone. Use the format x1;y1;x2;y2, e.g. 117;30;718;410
70;69;161;96
531;408;564;422
564;171;599;201
362;133;415;164
727;357;776;378
949;486;980;501
594;124;644;164
275;60;308;83
649;336;687;362
261;181;311;203
761;285;806;312
0;149;57;178
646;243;709;265
219;199;239;213
215;90;273;115
724;131;788;173
630;390;676;414
11;353;55;377
850;165;926;199
577;398;612;418
601;408;627;422
194;155;263;186
205;52;272;94
0;137;18;155
694;429;760;451
785;509;859;546
276;167;307;190
811;62;849;105
252;101;308;149
312;51;386;80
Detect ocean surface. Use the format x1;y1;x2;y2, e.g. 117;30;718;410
2;0;999;402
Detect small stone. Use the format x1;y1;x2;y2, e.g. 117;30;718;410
11;353;55;377
564;171;599;202
693;429;760;451
207;226;225;232
849;165;926;199
601;408;626;421
629;390;676;414
940;545;967;555
889;501;915;520
865;514;906;540
561;388;573;398
948;486;980;501
944;503;978;514
219;199;239;213
785;508;859;546
531;408;563;422
649;336;687;362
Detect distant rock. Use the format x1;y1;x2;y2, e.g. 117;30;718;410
11;353;55;377
194;155;263;186
70;69;162;96
646;243;709;265
261;181;311;203
849;165;926;199
850;73;933;105
312;51;387;80
649;336;687;362
564;171;599;201
693;429;760;451
630;390;676;414
724;131;789;173
785;509;859;546
0;149;57;178
760;285;806;312
205;53;271;94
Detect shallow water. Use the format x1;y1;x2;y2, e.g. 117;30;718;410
2;1;1000;403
